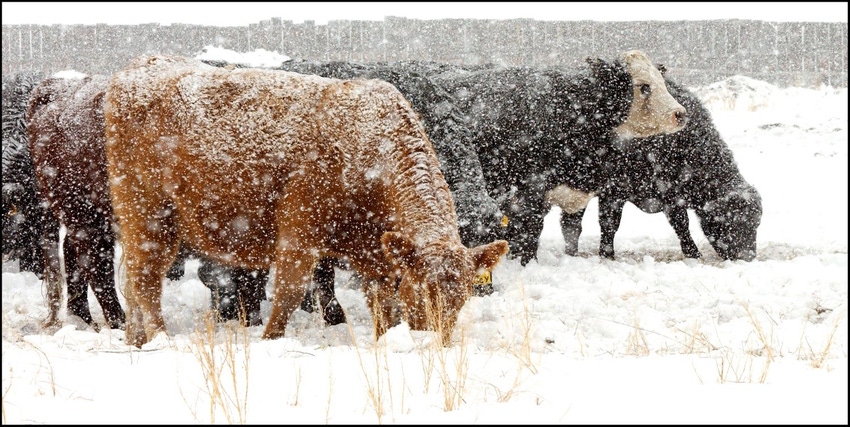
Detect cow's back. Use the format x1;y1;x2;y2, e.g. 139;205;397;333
29;76;112;225
105;56;335;263
105;55;435;266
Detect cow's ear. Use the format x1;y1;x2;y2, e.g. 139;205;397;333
656;63;668;75
470;239;509;272
586;57;613;79
381;232;418;268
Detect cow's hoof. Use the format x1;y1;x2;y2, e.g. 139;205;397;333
322;299;347;326
242;310;263;327
300;290;317;313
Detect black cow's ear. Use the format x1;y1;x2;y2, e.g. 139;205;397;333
586;57;608;76
656;63;668;74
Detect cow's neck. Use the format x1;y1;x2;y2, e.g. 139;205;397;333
384;134;460;247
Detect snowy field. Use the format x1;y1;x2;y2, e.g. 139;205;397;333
2;72;847;423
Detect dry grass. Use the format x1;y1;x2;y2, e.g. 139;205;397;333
348;281;482;419
433;326;470;411
423;291;471;412
187;312;251;424
2;337;59;424
741;302;776;363
347;308;389;423
798;309;845;370
711;300;777;384
498;280;539;374
1;380;6;425
676;320;718;355
714;349;759;383
625;316;650;356
484;279;539;404
810;312;844;369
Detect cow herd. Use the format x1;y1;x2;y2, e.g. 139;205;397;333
1;49;762;348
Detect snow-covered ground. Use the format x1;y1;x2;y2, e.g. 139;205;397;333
2;71;847;423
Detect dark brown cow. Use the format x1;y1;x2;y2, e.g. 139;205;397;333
104;55;508;347
27;75;125;329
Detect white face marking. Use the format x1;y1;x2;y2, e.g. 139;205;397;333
614;50;687;140
546;185;596;214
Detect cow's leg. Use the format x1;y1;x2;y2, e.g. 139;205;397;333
664;205;700;258
362;275;400;340
301;257;346;325
113;198;179;347
62;234;95;327
504;188;548;266
166;244;193;281
315;259;346;325
198;259;238;322
84;222;125;329
234;267;268;327
40;211;64;330
17;194;46;278
598;196;626;259
263;246;314;340
560;208;585;256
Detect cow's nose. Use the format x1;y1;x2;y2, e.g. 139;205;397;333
674;109;688;127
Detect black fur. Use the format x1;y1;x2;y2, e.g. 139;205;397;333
2;72;48;276
559;76;762;261
434;58;634;265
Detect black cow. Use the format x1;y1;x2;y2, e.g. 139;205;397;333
3;72;47;278
280;52;685;269
556;75;762;261
434;50;688;265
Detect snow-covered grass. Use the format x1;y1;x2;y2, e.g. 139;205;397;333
2;75;847;424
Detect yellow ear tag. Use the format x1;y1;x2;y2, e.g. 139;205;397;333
472;270;494;296
473;270;492;285
501;215;509;228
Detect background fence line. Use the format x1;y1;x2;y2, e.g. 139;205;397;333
3;17;847;88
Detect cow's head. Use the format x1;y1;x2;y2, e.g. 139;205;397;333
382;232;508;345
697;183;762;261
612;50;687;140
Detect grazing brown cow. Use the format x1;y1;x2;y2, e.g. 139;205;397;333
104;55;509;347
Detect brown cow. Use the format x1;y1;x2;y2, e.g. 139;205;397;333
24;74;268;332
104;55;509;347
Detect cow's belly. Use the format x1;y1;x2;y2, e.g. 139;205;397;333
168;160;282;267
546;185;596;214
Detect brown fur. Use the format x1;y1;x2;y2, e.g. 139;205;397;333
104;55;508;347
27;75;125;330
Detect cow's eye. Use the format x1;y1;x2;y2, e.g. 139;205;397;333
639;83;651;96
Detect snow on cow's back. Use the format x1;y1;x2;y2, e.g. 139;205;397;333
58;75;109;148
105;54;454;236
106;55;345;165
